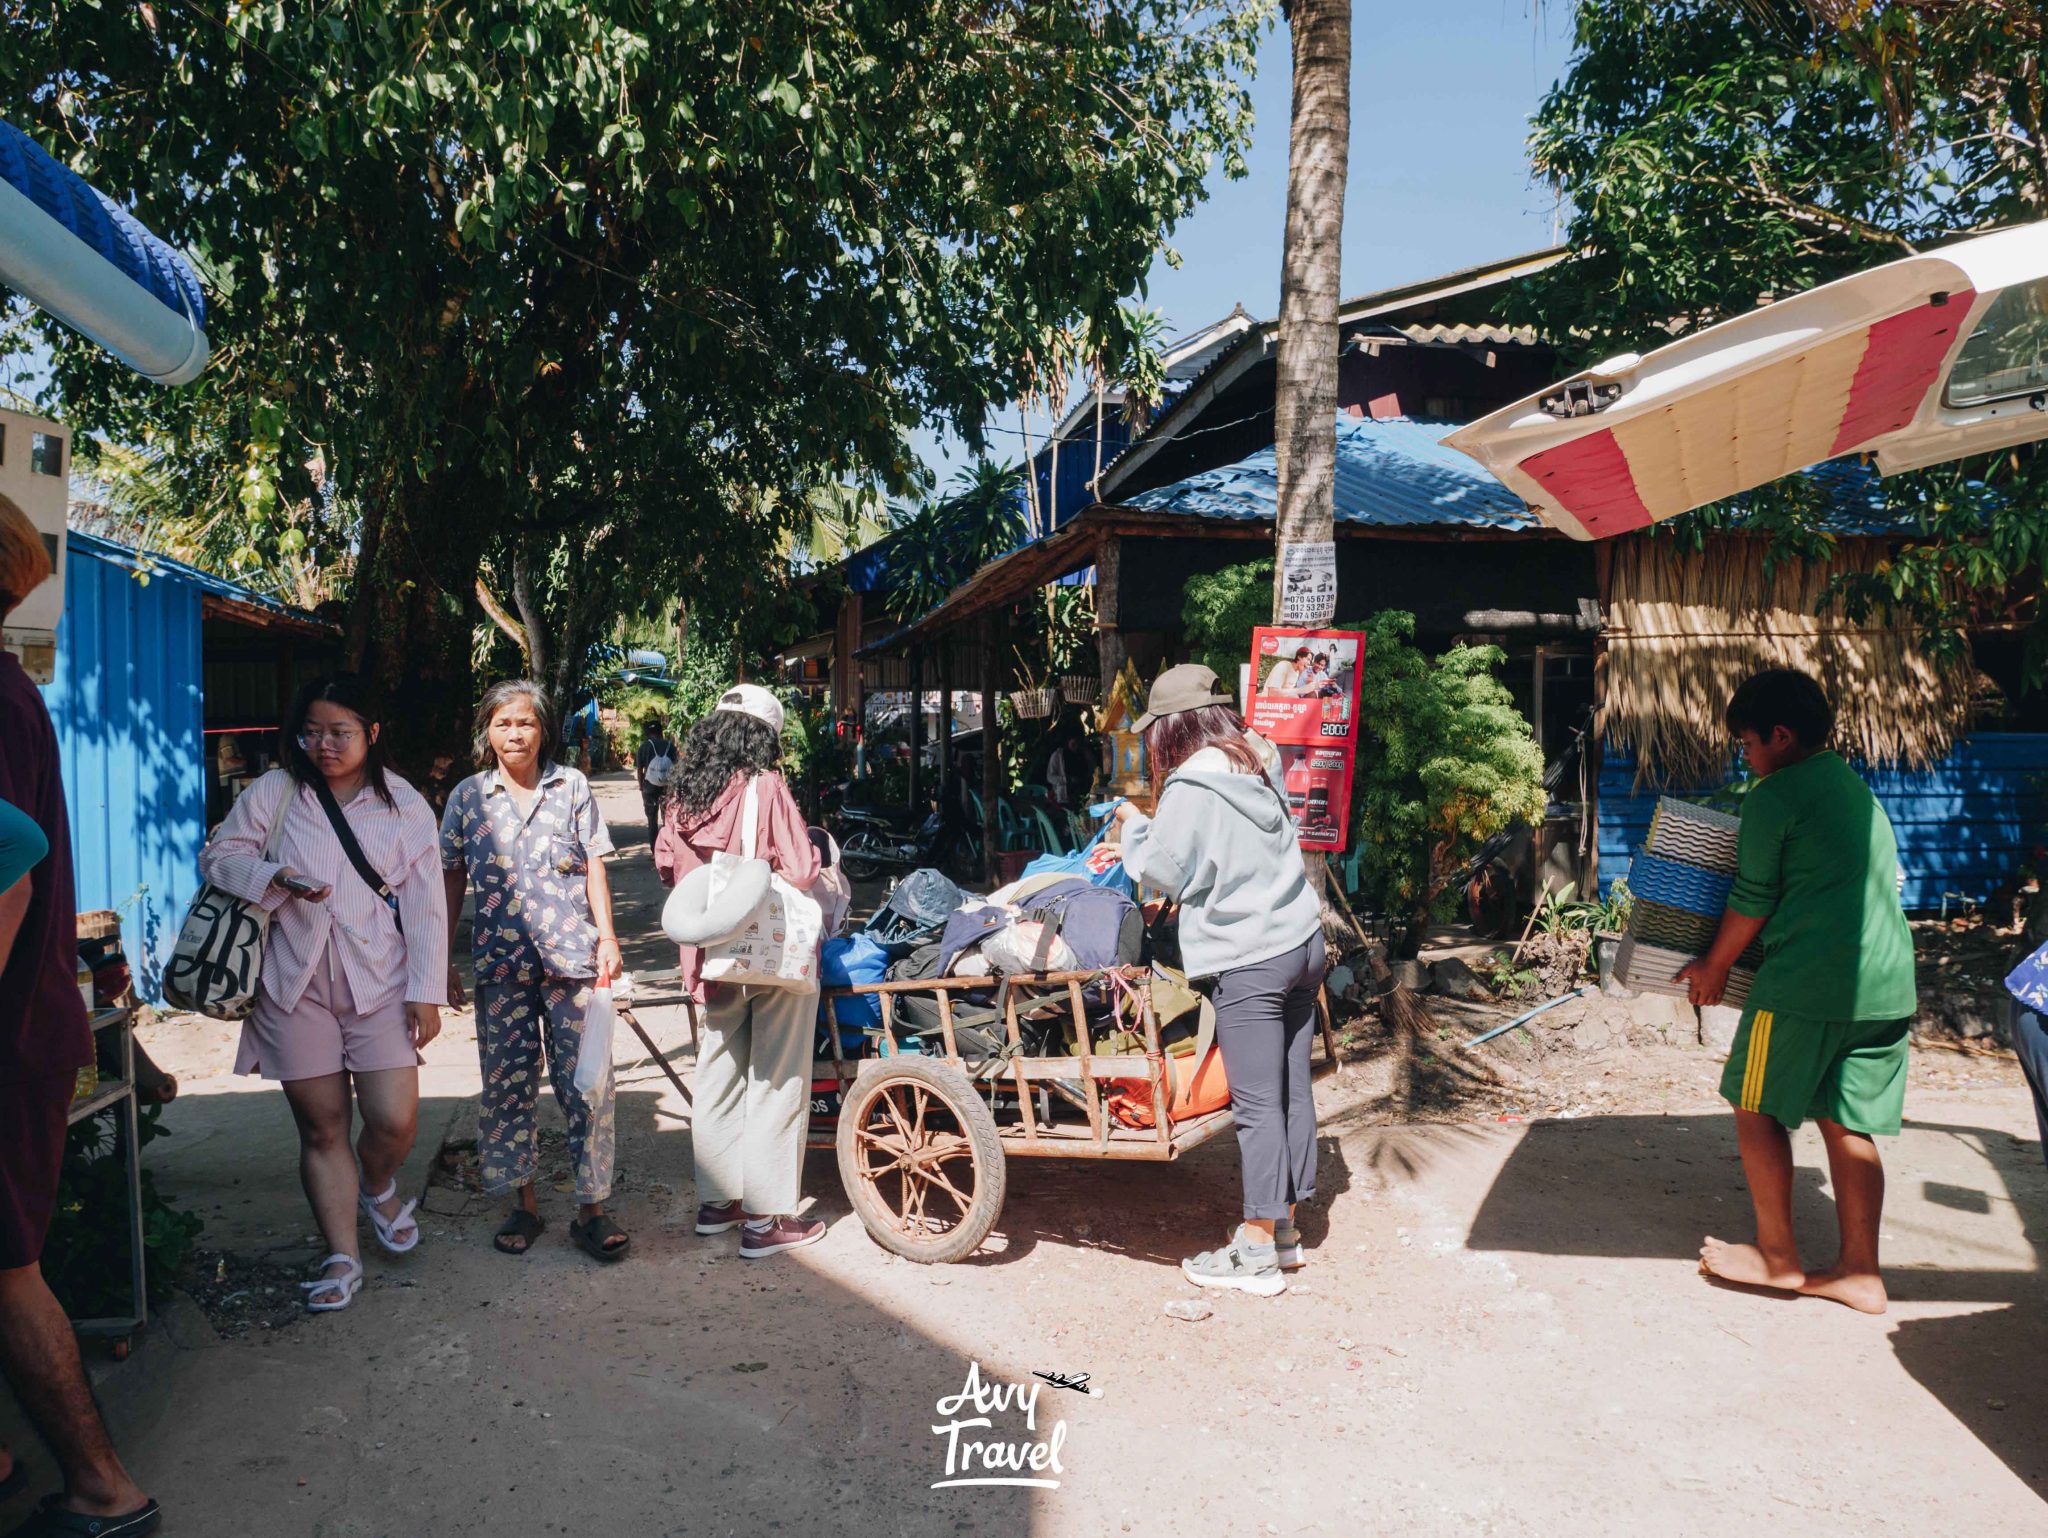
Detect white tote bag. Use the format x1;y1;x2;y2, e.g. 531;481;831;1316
700;777;823;991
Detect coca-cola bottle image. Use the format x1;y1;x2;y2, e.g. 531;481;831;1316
1284;754;1310;823
1304;765;1336;839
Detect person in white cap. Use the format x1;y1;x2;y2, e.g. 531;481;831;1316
653;685;831;1257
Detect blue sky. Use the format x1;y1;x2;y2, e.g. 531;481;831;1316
912;1;1576;481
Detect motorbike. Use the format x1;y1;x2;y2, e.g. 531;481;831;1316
834;794;980;883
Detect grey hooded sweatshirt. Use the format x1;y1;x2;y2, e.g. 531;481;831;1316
1119;745;1321;979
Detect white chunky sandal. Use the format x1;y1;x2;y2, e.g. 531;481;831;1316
300;1254;364;1312
359;1179;421;1255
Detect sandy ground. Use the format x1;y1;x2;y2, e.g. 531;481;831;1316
5;772;2044;1537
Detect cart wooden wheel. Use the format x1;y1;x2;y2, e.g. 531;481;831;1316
836;1057;1005;1264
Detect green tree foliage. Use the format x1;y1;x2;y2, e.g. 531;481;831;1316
5;1;1267;761
886;461;1030;620
1181;555;1276;678
1340;612;1545;952
1511;0;2048;673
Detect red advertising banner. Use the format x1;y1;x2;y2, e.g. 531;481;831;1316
1246;627;1366;853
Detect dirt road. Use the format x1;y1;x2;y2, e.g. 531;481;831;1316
8;773;2042;1537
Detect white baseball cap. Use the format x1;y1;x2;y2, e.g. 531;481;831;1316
714;683;785;736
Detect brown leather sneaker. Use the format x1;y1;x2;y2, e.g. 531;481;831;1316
695;1200;744;1235
739;1215;826;1258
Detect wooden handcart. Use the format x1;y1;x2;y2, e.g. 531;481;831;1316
806;967;1341;1264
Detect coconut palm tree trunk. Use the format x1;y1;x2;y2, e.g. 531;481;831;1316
1274;0;1351;902
1273;0;1350;620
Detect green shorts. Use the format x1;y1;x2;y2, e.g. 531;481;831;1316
1717;1004;1911;1135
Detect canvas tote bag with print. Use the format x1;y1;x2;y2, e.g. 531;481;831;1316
163;776;293;1018
700;776;824;991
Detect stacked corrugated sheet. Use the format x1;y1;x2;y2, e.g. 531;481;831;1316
1616;798;1757;1005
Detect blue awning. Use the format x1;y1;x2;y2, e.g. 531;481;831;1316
0;116;208;384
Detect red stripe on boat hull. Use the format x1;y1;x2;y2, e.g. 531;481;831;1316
1831;289;1974;456
1517;428;1653;538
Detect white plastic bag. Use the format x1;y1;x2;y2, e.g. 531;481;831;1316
700;778;823;991
572;976;616;1096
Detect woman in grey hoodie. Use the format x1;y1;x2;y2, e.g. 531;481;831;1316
1113;664;1325;1296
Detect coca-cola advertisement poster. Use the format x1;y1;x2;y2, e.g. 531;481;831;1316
1247;626;1365;853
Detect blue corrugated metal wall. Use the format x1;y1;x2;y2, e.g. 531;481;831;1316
1599;735;2048;913
40;539;205;1000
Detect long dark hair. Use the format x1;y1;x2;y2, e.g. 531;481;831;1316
1145;703;1263;798
672;709;782;822
283;674;396;806
471;679;559;770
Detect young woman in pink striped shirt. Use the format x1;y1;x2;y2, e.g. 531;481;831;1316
198;675;449;1311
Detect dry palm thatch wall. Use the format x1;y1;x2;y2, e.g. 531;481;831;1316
1605;536;1971;785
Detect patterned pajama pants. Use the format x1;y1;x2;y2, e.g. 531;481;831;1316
475;973;617;1202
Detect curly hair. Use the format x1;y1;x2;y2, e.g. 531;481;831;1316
671;709;782;823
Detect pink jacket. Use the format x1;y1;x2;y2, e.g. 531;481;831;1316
654;771;821;1001
200;769;450;1012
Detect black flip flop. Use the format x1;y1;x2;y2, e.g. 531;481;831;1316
5;1495;161;1536
569;1213;631;1263
493;1209;545;1256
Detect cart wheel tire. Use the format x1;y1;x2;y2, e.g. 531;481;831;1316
836;1057;1004;1265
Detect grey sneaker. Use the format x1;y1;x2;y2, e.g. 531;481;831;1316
1275;1223;1304;1271
1182;1231;1285;1296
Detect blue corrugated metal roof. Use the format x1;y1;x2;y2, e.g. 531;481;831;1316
1129;414;1947;534
1132;415;1542;530
0;116;205;329
66;529;332;628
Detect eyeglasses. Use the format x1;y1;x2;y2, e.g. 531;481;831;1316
297;729;363;748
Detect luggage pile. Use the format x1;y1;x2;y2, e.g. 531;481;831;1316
810;822;1231;1130
1613;797;1759;1004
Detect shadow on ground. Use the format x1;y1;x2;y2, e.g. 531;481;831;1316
1464;1110;2048;1502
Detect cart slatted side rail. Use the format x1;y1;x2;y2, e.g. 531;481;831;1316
812;965;1340;1162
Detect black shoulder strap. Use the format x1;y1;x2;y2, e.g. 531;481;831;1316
311;778;403;936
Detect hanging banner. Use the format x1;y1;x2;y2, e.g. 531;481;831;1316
1247;626;1365;853
1277;541;1338;626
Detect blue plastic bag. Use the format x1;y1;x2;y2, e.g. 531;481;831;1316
1018;824;1134;898
818;934;889;1051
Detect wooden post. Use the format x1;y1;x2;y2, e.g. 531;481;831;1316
908;645;924;811
1094;533;1125;689
1587;542;1614;895
982;610;1006;884
936;645;953;798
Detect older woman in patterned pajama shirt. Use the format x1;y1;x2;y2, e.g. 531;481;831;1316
441;680;631;1263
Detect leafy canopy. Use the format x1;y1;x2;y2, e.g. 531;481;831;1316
4;0;1269;747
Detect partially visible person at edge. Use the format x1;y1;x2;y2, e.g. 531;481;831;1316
441;680;630;1263
199;674;450;1314
653;685;829;1259
1112;663;1325;1298
0;497;160;1537
1677;668;1917;1316
634;715;678;841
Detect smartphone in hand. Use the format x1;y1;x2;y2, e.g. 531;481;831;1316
276;871;331;900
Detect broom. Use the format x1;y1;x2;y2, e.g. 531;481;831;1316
1326;880;1433;1039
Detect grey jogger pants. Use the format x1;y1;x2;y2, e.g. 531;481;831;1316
693;982;816;1217
2014;1008;2048;1170
1210;931;1326;1222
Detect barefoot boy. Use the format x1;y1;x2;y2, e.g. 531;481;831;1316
1677;669;1917;1314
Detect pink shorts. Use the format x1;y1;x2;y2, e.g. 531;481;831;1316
237;939;418;1082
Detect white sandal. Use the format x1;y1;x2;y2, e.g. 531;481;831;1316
359;1180;421;1255
300;1254;363;1312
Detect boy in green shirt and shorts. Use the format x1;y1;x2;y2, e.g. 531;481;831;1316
1677;669;1917;1315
